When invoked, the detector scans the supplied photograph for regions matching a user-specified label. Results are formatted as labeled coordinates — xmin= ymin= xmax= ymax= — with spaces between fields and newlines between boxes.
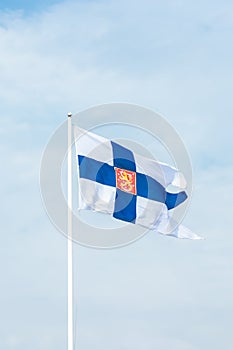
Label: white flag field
xmin=74 ymin=127 xmax=202 ymax=240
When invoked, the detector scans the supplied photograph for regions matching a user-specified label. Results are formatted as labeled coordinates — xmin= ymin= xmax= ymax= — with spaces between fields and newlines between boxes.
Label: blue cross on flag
xmin=74 ymin=127 xmax=202 ymax=240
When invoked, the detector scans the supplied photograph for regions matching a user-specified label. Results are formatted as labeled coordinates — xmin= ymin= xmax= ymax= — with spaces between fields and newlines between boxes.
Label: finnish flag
xmin=74 ymin=127 xmax=202 ymax=240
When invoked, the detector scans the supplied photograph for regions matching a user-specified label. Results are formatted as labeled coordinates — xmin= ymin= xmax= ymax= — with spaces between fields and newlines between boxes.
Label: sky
xmin=1 ymin=0 xmax=233 ymax=349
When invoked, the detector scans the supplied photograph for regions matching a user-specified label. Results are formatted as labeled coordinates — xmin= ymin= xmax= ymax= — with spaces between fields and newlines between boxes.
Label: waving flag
xmin=74 ymin=127 xmax=201 ymax=240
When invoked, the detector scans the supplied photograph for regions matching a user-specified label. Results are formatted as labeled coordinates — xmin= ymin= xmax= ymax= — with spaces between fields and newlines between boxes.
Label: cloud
xmin=0 ymin=0 xmax=232 ymax=159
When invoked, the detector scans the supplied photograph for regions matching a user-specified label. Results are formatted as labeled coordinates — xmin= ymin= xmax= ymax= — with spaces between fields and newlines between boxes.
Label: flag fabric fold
xmin=74 ymin=127 xmax=202 ymax=240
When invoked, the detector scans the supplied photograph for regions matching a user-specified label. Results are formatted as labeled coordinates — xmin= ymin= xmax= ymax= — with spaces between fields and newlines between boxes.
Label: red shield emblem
xmin=115 ymin=167 xmax=137 ymax=195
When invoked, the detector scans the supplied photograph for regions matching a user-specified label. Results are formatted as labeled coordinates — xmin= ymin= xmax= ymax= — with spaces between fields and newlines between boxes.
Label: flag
xmin=74 ymin=127 xmax=202 ymax=240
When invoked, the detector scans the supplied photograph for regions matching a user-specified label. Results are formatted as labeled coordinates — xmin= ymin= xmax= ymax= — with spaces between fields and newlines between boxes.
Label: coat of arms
xmin=115 ymin=167 xmax=137 ymax=195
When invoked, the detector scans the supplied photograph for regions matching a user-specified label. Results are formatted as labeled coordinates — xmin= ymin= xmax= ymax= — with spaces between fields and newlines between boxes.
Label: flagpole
xmin=67 ymin=112 xmax=74 ymax=350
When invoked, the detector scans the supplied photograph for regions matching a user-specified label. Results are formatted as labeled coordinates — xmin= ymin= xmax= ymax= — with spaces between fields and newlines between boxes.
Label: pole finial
xmin=67 ymin=112 xmax=72 ymax=118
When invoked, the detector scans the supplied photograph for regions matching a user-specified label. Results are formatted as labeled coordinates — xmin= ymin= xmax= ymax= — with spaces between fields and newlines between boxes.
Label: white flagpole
xmin=67 ymin=112 xmax=74 ymax=350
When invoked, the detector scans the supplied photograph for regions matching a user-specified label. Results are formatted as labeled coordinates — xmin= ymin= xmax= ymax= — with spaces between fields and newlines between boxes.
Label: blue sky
xmin=1 ymin=1 xmax=233 ymax=349
xmin=0 ymin=0 xmax=64 ymax=12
